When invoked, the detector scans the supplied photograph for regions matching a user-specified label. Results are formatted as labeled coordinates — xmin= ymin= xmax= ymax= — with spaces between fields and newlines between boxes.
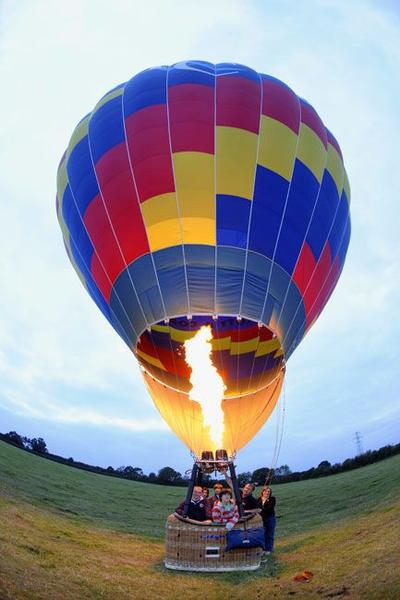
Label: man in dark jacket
xmin=175 ymin=486 xmax=211 ymax=522
xmin=242 ymin=483 xmax=258 ymax=510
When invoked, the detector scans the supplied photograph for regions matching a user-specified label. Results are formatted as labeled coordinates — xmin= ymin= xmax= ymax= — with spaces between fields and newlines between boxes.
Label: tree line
xmin=250 ymin=444 xmax=400 ymax=485
xmin=1 ymin=430 xmax=399 ymax=487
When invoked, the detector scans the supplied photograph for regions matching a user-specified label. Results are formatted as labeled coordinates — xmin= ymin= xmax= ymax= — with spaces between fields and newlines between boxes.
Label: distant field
xmin=0 ymin=440 xmax=399 ymax=599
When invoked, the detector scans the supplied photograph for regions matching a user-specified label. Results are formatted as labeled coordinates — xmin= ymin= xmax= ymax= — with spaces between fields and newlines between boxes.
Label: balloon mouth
xmin=135 ymin=314 xmax=284 ymax=397
xmin=136 ymin=314 xmax=285 ymax=457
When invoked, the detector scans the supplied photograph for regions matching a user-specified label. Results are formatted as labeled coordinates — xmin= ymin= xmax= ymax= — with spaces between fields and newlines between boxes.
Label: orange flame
xmin=184 ymin=325 xmax=226 ymax=451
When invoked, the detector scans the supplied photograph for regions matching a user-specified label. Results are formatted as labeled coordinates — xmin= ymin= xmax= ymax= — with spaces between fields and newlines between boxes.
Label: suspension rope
xmin=264 ymin=374 xmax=286 ymax=487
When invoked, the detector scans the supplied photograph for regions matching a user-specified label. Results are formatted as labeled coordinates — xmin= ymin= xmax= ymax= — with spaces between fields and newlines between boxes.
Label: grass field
xmin=0 ymin=440 xmax=399 ymax=599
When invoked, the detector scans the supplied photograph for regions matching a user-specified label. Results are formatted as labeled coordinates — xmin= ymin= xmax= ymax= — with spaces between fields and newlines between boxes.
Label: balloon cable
xmin=265 ymin=375 xmax=286 ymax=487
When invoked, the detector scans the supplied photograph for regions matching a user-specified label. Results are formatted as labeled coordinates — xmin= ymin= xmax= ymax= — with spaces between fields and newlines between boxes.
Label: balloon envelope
xmin=57 ymin=61 xmax=350 ymax=457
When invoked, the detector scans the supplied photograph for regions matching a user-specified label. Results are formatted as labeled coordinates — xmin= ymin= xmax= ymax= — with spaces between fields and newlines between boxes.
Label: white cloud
xmin=0 ymin=0 xmax=264 ymax=424
xmin=0 ymin=389 xmax=167 ymax=431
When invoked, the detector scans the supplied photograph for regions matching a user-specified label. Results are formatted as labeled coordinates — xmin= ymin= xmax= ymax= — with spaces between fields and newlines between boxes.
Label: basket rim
xmin=164 ymin=561 xmax=260 ymax=572
xmin=171 ymin=511 xmax=260 ymax=526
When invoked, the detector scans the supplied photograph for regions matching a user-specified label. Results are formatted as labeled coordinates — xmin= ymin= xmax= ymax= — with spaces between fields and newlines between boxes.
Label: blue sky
xmin=0 ymin=0 xmax=399 ymax=475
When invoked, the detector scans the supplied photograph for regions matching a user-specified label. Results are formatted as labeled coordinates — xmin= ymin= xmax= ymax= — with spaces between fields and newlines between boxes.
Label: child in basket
xmin=211 ymin=487 xmax=240 ymax=530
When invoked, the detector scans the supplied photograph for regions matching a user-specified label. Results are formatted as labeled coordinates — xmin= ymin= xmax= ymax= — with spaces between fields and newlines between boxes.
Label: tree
xmin=275 ymin=464 xmax=291 ymax=477
xmin=317 ymin=460 xmax=331 ymax=469
xmin=4 ymin=431 xmax=25 ymax=448
xmin=316 ymin=460 xmax=331 ymax=476
xmin=157 ymin=466 xmax=182 ymax=484
xmin=131 ymin=467 xmax=144 ymax=480
xmin=251 ymin=467 xmax=270 ymax=484
xmin=122 ymin=466 xmax=144 ymax=480
xmin=237 ymin=471 xmax=252 ymax=487
xmin=201 ymin=473 xmax=212 ymax=484
xmin=29 ymin=437 xmax=48 ymax=453
xmin=122 ymin=466 xmax=136 ymax=479
xmin=342 ymin=458 xmax=354 ymax=471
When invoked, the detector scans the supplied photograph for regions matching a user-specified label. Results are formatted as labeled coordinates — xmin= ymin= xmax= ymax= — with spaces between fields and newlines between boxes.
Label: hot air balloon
xmin=56 ymin=60 xmax=350 ymax=465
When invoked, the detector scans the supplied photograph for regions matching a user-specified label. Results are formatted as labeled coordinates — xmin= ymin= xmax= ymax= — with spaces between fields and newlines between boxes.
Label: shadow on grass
xmin=276 ymin=535 xmax=314 ymax=555
xmin=153 ymin=554 xmax=282 ymax=584
xmin=275 ymin=541 xmax=304 ymax=555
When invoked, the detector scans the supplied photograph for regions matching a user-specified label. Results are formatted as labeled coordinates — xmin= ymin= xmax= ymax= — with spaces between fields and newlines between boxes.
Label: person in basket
xmin=211 ymin=488 xmax=240 ymax=530
xmin=205 ymin=481 xmax=223 ymax=518
xmin=241 ymin=482 xmax=258 ymax=510
xmin=175 ymin=486 xmax=211 ymax=522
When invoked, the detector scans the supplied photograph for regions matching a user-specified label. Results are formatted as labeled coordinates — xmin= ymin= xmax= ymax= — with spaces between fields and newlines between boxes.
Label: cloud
xmin=2 ymin=397 xmax=168 ymax=432
xmin=0 ymin=0 xmax=267 ymax=431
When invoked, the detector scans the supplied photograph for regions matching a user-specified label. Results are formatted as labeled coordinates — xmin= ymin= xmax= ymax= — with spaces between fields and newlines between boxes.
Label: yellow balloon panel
xmin=142 ymin=369 xmax=284 ymax=457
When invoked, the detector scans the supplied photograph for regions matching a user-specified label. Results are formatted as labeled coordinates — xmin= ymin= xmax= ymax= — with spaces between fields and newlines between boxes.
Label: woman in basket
xmin=211 ymin=487 xmax=240 ymax=531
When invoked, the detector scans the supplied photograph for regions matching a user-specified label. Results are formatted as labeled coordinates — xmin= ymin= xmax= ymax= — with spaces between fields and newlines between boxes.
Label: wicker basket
xmin=165 ymin=513 xmax=263 ymax=572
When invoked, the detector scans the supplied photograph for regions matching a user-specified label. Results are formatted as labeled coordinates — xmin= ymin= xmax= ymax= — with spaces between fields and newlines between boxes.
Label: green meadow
xmin=0 ymin=440 xmax=399 ymax=599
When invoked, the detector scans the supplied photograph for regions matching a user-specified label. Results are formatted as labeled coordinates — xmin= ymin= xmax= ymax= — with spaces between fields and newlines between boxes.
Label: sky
xmin=0 ymin=0 xmax=399 ymax=476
